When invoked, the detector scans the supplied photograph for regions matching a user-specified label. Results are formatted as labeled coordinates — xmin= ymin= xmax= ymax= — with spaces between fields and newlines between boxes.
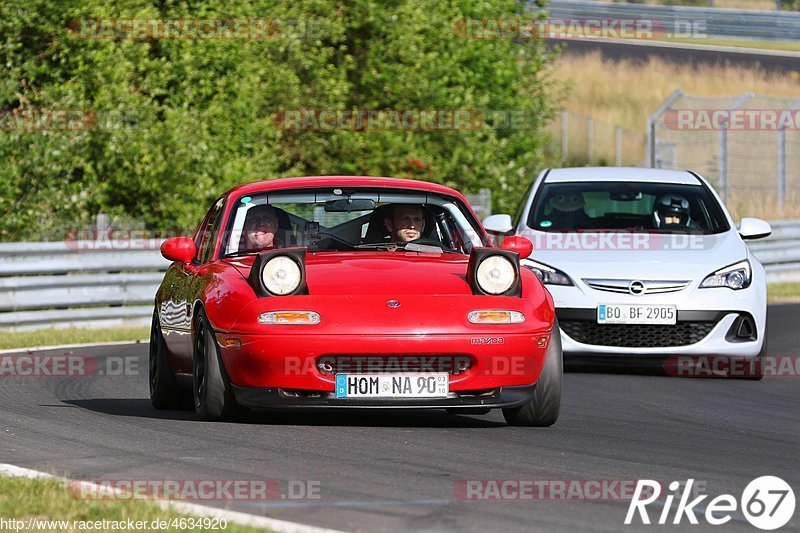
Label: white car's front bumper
xmin=546 ymin=277 xmax=766 ymax=357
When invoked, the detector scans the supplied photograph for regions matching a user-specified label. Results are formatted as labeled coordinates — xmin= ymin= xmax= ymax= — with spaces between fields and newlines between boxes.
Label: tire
xmin=193 ymin=310 xmax=247 ymax=421
xmin=149 ymin=311 xmax=185 ymax=409
xmin=503 ymin=318 xmax=563 ymax=427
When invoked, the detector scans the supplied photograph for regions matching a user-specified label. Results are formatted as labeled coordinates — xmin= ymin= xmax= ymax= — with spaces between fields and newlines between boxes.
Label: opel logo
xmin=628 ymin=280 xmax=646 ymax=296
xmin=386 ymin=300 xmax=401 ymax=308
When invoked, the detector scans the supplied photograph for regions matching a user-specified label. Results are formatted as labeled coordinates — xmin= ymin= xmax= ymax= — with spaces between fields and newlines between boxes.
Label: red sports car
xmin=151 ymin=176 xmax=561 ymax=426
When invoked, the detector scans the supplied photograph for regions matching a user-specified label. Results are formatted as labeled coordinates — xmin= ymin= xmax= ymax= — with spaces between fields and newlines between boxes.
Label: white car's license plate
xmin=597 ymin=304 xmax=677 ymax=325
xmin=335 ymin=373 xmax=449 ymax=399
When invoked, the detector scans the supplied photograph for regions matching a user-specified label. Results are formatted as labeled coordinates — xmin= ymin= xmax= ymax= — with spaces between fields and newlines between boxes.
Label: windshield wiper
xmin=353 ymin=242 xmax=401 ymax=250
xmin=354 ymin=241 xmax=462 ymax=254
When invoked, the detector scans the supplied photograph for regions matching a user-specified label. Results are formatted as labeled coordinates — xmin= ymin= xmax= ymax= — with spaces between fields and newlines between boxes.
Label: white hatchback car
xmin=485 ymin=167 xmax=771 ymax=361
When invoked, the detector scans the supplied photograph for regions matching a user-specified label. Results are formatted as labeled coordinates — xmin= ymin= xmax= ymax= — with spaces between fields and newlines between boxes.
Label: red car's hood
xmin=225 ymin=251 xmax=474 ymax=296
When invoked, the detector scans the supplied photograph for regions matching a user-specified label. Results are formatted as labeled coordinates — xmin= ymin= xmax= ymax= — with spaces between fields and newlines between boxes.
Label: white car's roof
xmin=544 ymin=167 xmax=702 ymax=185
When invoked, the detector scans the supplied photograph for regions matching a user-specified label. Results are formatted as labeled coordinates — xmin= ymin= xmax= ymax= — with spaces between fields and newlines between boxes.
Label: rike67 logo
xmin=626 ymin=477 xmax=795 ymax=530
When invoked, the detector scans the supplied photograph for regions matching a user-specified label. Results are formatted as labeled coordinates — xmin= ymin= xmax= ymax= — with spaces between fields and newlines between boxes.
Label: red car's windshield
xmin=221 ymin=189 xmax=489 ymax=256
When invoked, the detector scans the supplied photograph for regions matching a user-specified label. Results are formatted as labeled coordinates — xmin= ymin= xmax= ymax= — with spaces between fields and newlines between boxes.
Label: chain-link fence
xmin=648 ymin=90 xmax=800 ymax=219
xmin=548 ymin=110 xmax=647 ymax=168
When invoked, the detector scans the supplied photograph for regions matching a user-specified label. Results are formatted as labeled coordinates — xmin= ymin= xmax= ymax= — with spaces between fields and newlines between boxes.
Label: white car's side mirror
xmin=483 ymin=214 xmax=514 ymax=235
xmin=738 ymin=217 xmax=772 ymax=240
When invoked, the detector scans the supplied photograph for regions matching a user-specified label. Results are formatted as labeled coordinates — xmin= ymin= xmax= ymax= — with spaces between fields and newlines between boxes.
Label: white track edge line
xmin=0 ymin=463 xmax=347 ymax=533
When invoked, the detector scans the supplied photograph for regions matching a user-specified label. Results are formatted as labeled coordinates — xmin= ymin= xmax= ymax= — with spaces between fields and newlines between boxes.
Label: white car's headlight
xmin=262 ymin=255 xmax=302 ymax=295
xmin=523 ymin=260 xmax=573 ymax=286
xmin=700 ymin=259 xmax=751 ymax=290
xmin=476 ymin=255 xmax=516 ymax=294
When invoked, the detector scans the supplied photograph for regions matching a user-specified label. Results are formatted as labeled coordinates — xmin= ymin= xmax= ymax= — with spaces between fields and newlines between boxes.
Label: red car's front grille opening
xmin=316 ymin=355 xmax=473 ymax=375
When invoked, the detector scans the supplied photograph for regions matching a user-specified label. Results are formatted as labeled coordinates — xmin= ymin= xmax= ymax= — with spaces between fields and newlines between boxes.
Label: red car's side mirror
xmin=501 ymin=235 xmax=533 ymax=259
xmin=161 ymin=237 xmax=197 ymax=263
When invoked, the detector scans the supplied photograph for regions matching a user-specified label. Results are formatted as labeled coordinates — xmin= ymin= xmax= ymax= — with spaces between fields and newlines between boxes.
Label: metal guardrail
xmin=0 ymin=241 xmax=169 ymax=331
xmin=0 ymin=191 xmax=494 ymax=332
xmin=543 ymin=0 xmax=800 ymax=41
xmin=747 ymin=220 xmax=800 ymax=283
xmin=0 ymin=218 xmax=796 ymax=331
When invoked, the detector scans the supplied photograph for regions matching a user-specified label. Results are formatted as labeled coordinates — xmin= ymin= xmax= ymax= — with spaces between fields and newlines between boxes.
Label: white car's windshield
xmin=222 ymin=189 xmax=488 ymax=256
xmin=528 ymin=182 xmax=730 ymax=234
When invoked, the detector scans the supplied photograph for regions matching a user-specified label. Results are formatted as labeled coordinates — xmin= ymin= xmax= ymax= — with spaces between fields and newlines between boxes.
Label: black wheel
xmin=193 ymin=310 xmax=247 ymax=421
xmin=503 ymin=318 xmax=563 ymax=427
xmin=149 ymin=311 xmax=185 ymax=409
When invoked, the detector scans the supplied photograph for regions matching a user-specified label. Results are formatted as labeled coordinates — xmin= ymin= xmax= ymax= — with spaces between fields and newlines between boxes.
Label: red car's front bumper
xmin=215 ymin=331 xmax=552 ymax=394
xmin=230 ymin=383 xmax=538 ymax=410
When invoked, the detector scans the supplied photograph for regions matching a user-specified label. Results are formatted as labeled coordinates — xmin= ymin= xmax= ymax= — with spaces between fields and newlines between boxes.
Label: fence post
xmin=615 ymin=126 xmax=623 ymax=166
xmin=561 ymin=110 xmax=568 ymax=162
xmin=778 ymin=127 xmax=786 ymax=214
xmin=587 ymin=117 xmax=594 ymax=165
xmin=778 ymin=98 xmax=800 ymax=214
xmin=646 ymin=88 xmax=684 ymax=168
xmin=718 ymin=92 xmax=753 ymax=202
xmin=95 ymin=213 xmax=109 ymax=234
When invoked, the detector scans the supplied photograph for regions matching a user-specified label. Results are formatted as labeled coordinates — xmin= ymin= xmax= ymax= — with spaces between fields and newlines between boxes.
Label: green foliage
xmin=0 ymin=0 xmax=556 ymax=240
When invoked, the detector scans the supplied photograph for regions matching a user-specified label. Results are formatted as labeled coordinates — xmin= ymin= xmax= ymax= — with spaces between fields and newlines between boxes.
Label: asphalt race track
xmin=1 ymin=304 xmax=799 ymax=532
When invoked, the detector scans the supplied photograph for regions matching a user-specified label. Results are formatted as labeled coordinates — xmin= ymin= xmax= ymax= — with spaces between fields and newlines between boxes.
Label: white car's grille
xmin=560 ymin=320 xmax=717 ymax=348
xmin=582 ymin=279 xmax=690 ymax=295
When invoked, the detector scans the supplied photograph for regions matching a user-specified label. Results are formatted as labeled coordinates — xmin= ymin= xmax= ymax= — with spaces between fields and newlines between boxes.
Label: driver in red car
xmin=384 ymin=204 xmax=426 ymax=242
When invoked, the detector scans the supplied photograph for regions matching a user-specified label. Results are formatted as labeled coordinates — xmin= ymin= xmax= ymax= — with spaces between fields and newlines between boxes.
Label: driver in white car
xmin=653 ymin=194 xmax=692 ymax=229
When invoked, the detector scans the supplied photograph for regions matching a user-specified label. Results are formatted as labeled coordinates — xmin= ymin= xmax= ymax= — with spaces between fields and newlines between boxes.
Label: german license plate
xmin=597 ymin=304 xmax=677 ymax=325
xmin=335 ymin=373 xmax=449 ymax=399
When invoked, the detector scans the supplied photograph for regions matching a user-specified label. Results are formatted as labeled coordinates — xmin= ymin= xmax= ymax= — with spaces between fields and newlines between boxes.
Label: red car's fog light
xmin=468 ymin=310 xmax=525 ymax=324
xmin=258 ymin=311 xmax=321 ymax=325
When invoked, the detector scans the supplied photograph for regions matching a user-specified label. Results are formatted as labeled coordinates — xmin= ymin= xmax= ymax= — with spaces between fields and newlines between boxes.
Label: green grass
xmin=768 ymin=282 xmax=800 ymax=303
xmin=0 ymin=327 xmax=150 ymax=350
xmin=0 ymin=475 xmax=268 ymax=532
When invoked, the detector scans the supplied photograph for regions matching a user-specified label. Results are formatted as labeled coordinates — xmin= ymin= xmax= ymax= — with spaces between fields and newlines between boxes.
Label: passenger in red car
xmin=243 ymin=205 xmax=280 ymax=250
xmin=384 ymin=204 xmax=426 ymax=242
